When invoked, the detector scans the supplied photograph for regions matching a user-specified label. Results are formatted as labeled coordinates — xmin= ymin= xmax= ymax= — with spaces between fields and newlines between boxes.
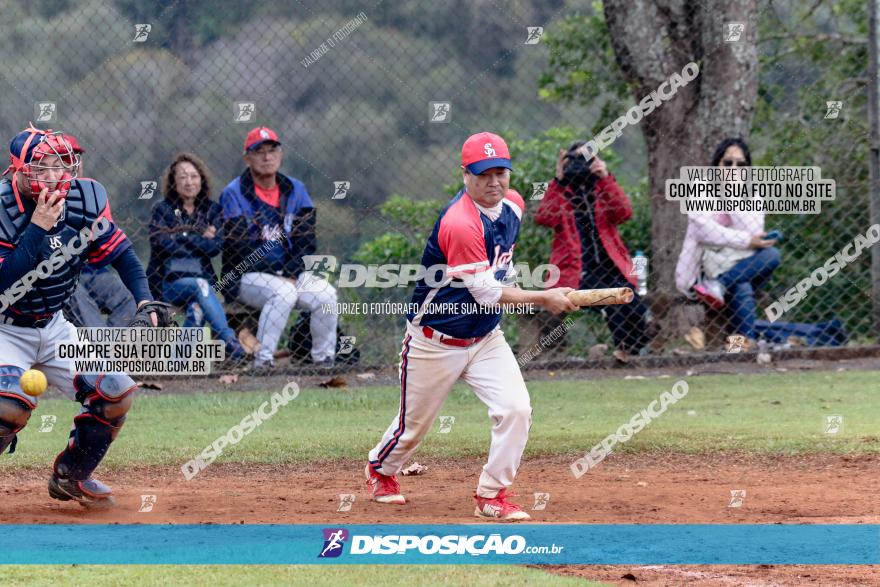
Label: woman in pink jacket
xmin=674 ymin=138 xmax=781 ymax=343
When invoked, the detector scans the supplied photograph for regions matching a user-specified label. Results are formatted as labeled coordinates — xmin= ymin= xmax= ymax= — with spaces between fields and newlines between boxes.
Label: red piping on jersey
xmin=87 ymin=228 xmax=125 ymax=264
xmin=5 ymin=306 xmax=54 ymax=319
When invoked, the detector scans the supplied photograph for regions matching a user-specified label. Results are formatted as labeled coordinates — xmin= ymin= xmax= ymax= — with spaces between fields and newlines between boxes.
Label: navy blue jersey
xmin=407 ymin=189 xmax=524 ymax=338
xmin=0 ymin=178 xmax=132 ymax=320
xmin=218 ymin=169 xmax=316 ymax=298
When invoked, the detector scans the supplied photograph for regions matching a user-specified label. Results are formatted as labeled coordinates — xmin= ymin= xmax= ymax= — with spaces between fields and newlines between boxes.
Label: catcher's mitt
xmin=129 ymin=301 xmax=175 ymax=328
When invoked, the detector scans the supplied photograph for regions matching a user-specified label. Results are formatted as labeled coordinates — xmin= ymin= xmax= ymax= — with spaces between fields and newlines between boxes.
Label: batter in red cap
xmin=365 ymin=131 xmax=578 ymax=520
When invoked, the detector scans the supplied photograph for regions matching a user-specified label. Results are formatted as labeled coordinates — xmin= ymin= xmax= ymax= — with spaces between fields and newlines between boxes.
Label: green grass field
xmin=1 ymin=565 xmax=609 ymax=587
xmin=3 ymin=369 xmax=876 ymax=586
xmin=3 ymin=370 xmax=877 ymax=471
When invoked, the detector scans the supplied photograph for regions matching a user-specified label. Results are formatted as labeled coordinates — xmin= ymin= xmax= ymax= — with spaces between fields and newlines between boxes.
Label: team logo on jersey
xmin=319 ymin=528 xmax=349 ymax=558
xmin=261 ymin=224 xmax=283 ymax=242
xmin=483 ymin=143 xmax=496 ymax=157
xmin=47 ymin=234 xmax=63 ymax=250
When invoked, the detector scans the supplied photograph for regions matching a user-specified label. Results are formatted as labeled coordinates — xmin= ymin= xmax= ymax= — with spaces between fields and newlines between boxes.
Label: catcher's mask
xmin=3 ymin=125 xmax=81 ymax=211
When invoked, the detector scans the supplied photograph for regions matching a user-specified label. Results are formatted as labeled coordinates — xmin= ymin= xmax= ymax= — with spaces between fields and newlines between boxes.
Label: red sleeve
xmin=438 ymin=211 xmax=489 ymax=278
xmin=534 ymin=180 xmax=567 ymax=228
xmin=594 ymin=174 xmax=632 ymax=225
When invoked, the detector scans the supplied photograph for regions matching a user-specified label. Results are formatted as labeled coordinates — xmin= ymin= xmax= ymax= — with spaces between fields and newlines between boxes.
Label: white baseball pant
xmin=368 ymin=321 xmax=532 ymax=498
xmin=237 ymin=271 xmax=338 ymax=365
xmin=0 ymin=312 xmax=80 ymax=404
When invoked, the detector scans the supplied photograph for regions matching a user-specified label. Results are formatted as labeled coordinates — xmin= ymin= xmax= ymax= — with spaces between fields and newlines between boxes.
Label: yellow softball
xmin=20 ymin=369 xmax=48 ymax=397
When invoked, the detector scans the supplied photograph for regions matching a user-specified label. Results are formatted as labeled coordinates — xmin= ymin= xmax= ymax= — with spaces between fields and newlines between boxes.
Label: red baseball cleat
xmin=473 ymin=488 xmax=531 ymax=521
xmin=365 ymin=464 xmax=406 ymax=505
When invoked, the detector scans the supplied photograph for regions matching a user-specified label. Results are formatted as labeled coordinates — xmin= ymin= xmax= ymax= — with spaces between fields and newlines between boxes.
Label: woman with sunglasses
xmin=675 ymin=138 xmax=781 ymax=349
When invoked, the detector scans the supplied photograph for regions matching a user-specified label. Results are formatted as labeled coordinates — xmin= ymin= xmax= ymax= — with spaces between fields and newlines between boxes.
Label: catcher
xmin=0 ymin=125 xmax=172 ymax=508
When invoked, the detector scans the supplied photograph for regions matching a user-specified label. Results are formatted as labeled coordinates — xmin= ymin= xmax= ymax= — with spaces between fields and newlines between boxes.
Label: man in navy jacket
xmin=220 ymin=127 xmax=337 ymax=370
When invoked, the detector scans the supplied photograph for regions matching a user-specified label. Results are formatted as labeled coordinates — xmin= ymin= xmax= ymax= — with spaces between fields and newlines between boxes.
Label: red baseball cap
xmin=461 ymin=132 xmax=512 ymax=175
xmin=244 ymin=126 xmax=281 ymax=152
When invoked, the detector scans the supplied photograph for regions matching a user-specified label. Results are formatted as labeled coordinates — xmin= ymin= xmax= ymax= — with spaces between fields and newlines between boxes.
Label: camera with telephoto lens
xmin=559 ymin=142 xmax=598 ymax=190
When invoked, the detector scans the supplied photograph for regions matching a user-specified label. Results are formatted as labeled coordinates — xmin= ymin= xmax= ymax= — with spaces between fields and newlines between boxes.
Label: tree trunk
xmin=603 ymin=0 xmax=759 ymax=295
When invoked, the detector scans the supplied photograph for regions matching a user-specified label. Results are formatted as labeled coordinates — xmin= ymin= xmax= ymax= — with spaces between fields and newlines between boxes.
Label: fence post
xmin=870 ymin=0 xmax=880 ymax=334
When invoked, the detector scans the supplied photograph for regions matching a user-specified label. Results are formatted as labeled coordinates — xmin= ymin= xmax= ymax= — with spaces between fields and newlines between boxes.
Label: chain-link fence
xmin=0 ymin=0 xmax=874 ymax=374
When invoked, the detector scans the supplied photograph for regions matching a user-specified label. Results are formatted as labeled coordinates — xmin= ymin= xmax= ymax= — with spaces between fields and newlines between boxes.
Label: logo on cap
xmin=260 ymin=129 xmax=270 ymax=139
xmin=461 ymin=132 xmax=512 ymax=175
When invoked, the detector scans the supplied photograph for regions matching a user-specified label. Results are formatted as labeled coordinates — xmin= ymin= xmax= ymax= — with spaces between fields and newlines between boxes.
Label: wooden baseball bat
xmin=566 ymin=287 xmax=634 ymax=307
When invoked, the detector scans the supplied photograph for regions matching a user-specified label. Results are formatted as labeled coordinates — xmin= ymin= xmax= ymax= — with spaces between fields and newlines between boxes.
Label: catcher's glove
xmin=129 ymin=301 xmax=175 ymax=328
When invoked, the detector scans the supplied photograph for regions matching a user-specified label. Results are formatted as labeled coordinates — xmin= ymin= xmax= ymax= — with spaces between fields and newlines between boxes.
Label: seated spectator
xmin=66 ymin=266 xmax=136 ymax=327
xmin=147 ymin=153 xmax=247 ymax=361
xmin=674 ymin=137 xmax=781 ymax=346
xmin=220 ymin=127 xmax=337 ymax=371
xmin=62 ymin=133 xmax=136 ymax=327
xmin=535 ymin=141 xmax=652 ymax=361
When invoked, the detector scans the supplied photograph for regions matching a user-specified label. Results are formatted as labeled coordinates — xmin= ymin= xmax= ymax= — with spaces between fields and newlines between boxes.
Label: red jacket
xmin=534 ymin=175 xmax=636 ymax=289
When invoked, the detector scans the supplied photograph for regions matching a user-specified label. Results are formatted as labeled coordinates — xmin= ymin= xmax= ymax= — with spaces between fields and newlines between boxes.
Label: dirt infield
xmin=2 ymin=453 xmax=877 ymax=585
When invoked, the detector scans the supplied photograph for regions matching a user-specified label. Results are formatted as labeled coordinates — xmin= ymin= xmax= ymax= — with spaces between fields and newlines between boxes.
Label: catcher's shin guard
xmin=0 ymin=366 xmax=34 ymax=455
xmin=0 ymin=395 xmax=32 ymax=455
xmin=53 ymin=373 xmax=136 ymax=480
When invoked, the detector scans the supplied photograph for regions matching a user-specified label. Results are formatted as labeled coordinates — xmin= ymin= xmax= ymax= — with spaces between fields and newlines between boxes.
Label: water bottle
xmin=633 ymin=250 xmax=648 ymax=296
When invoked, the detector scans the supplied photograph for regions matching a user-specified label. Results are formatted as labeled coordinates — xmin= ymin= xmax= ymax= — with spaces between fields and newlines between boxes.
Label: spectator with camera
xmin=219 ymin=127 xmax=337 ymax=371
xmin=147 ymin=152 xmax=247 ymax=362
xmin=535 ymin=141 xmax=652 ymax=362
xmin=674 ymin=137 xmax=781 ymax=348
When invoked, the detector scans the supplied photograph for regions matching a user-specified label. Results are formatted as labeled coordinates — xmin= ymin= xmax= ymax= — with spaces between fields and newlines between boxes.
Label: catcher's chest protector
xmin=0 ymin=178 xmax=110 ymax=317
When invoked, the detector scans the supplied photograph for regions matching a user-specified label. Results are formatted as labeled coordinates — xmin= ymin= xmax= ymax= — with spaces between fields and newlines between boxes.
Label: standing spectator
xmin=220 ymin=127 xmax=337 ymax=371
xmin=147 ymin=153 xmax=246 ymax=361
xmin=62 ymin=133 xmax=136 ymax=327
xmin=674 ymin=137 xmax=781 ymax=346
xmin=535 ymin=141 xmax=651 ymax=361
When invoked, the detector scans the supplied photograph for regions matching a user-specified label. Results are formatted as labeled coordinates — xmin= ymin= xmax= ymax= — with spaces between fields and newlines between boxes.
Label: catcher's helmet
xmin=3 ymin=124 xmax=81 ymax=204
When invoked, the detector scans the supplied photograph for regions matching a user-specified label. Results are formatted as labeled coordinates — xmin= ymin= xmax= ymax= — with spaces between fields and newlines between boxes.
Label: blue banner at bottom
xmin=0 ymin=524 xmax=877 ymax=565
